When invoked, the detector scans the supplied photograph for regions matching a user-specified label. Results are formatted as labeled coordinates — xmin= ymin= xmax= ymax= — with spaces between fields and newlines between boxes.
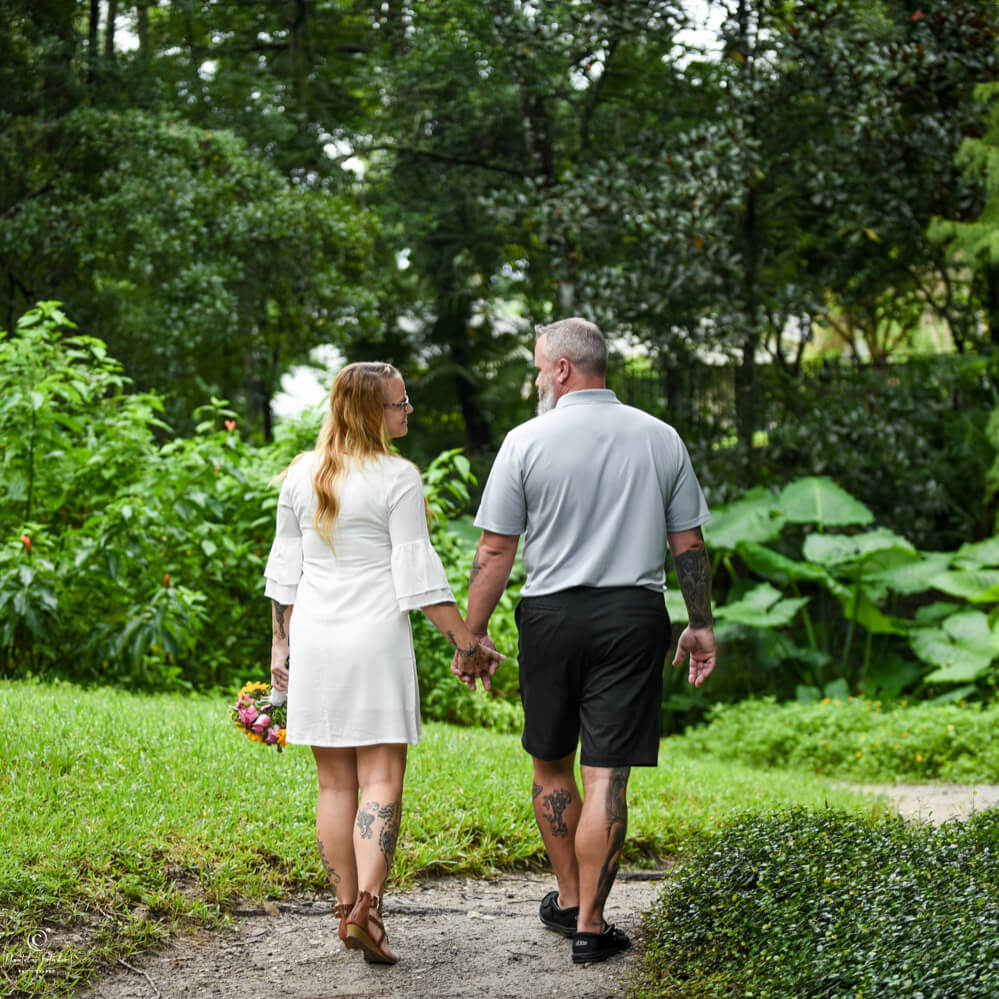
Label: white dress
xmin=263 ymin=452 xmax=454 ymax=747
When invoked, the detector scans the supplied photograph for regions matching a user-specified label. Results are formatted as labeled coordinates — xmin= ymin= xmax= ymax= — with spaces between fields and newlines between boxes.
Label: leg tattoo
xmin=543 ymin=788 xmax=573 ymax=838
xmin=532 ymin=780 xmax=543 ymax=801
xmin=316 ymin=835 xmax=341 ymax=890
xmin=595 ymin=768 xmax=630 ymax=913
xmin=377 ymin=802 xmax=402 ymax=873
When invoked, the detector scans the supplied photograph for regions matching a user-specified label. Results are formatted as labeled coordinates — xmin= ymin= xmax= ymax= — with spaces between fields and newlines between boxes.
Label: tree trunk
xmin=88 ymin=0 xmax=100 ymax=81
xmin=104 ymin=0 xmax=118 ymax=61
xmin=433 ymin=297 xmax=493 ymax=452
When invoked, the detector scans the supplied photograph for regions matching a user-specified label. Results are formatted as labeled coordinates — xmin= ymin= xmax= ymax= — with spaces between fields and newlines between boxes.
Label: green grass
xmin=2 ymin=679 xmax=879 ymax=998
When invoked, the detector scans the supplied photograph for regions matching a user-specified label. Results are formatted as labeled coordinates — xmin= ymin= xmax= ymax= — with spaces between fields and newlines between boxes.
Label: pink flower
xmin=264 ymin=727 xmax=280 ymax=744
xmin=251 ymin=714 xmax=271 ymax=734
xmin=224 ymin=419 xmax=237 ymax=432
xmin=238 ymin=703 xmax=259 ymax=726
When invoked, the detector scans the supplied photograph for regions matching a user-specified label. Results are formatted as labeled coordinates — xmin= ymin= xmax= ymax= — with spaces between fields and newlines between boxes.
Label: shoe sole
xmin=571 ymin=943 xmax=630 ymax=965
xmin=345 ymin=924 xmax=398 ymax=964
xmin=539 ymin=916 xmax=577 ymax=938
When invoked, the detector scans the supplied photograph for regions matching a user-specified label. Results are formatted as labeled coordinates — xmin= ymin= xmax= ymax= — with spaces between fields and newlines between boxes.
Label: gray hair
xmin=534 ymin=317 xmax=607 ymax=376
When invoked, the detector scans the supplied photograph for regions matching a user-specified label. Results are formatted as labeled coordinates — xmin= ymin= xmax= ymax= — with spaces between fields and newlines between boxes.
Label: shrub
xmin=674 ymin=697 xmax=999 ymax=782
xmin=635 ymin=808 xmax=999 ymax=999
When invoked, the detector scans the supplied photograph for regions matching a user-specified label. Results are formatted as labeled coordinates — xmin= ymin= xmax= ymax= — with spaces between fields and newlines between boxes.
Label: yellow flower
xmin=855 ymin=751 xmax=862 ymax=758
xmin=277 ymin=728 xmax=287 ymax=749
xmin=916 ymin=754 xmax=923 ymax=762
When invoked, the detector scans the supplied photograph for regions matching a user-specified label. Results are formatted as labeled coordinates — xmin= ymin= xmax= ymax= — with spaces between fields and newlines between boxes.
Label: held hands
xmin=672 ymin=625 xmax=717 ymax=688
xmin=450 ymin=635 xmax=503 ymax=692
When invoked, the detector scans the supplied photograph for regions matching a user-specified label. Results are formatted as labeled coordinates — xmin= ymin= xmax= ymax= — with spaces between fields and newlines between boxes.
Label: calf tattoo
xmin=316 ymin=836 xmax=341 ymax=890
xmin=532 ymin=781 xmax=543 ymax=801
xmin=673 ymin=546 xmax=713 ymax=629
xmin=542 ymin=787 xmax=573 ymax=838
xmin=357 ymin=801 xmax=403 ymax=873
xmin=595 ymin=768 xmax=630 ymax=911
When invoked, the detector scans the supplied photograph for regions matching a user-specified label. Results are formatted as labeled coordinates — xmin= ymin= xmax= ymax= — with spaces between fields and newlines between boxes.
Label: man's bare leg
xmin=531 ymin=753 xmax=582 ymax=909
xmin=575 ymin=765 xmax=630 ymax=933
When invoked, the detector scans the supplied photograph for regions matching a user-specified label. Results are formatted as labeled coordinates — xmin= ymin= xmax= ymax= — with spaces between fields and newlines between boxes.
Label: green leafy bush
xmin=636 ymin=808 xmax=999 ymax=999
xmin=0 ymin=303 xmax=521 ymax=728
xmin=675 ymin=697 xmax=999 ymax=782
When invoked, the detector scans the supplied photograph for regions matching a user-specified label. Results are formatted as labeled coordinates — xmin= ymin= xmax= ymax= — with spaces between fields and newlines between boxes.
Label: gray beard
xmin=536 ymin=383 xmax=556 ymax=416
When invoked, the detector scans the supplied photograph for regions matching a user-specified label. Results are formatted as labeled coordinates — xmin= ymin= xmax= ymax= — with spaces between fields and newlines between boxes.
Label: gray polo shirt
xmin=474 ymin=389 xmax=710 ymax=597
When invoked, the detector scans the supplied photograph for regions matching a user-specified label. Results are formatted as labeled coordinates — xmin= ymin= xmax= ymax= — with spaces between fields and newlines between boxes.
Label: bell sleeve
xmin=263 ymin=478 xmax=303 ymax=604
xmin=388 ymin=464 xmax=455 ymax=611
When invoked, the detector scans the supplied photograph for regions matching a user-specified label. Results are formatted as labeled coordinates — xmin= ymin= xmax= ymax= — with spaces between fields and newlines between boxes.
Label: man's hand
xmin=451 ymin=634 xmax=500 ymax=692
xmin=671 ymin=625 xmax=716 ymax=688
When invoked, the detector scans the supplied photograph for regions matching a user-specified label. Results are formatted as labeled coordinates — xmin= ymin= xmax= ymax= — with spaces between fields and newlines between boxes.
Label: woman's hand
xmin=450 ymin=635 xmax=502 ymax=691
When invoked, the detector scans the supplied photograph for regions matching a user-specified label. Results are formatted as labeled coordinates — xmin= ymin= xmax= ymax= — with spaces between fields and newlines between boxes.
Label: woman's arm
xmin=270 ymin=598 xmax=293 ymax=694
xmin=420 ymin=601 xmax=502 ymax=689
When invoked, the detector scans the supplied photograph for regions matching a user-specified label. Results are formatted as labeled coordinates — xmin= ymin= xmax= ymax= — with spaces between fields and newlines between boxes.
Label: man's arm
xmin=452 ymin=530 xmax=519 ymax=688
xmin=667 ymin=527 xmax=717 ymax=687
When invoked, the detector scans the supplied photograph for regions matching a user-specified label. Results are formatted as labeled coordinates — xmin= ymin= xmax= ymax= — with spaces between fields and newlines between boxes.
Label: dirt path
xmin=79 ymin=785 xmax=999 ymax=999
xmin=80 ymin=871 xmax=664 ymax=999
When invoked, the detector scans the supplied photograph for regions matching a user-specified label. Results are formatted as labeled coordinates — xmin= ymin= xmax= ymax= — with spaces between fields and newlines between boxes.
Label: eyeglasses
xmin=384 ymin=395 xmax=410 ymax=410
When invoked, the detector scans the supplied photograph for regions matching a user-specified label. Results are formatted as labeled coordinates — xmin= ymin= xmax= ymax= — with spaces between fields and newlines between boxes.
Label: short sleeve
xmin=388 ymin=464 xmax=455 ymax=611
xmin=263 ymin=477 xmax=303 ymax=604
xmin=665 ymin=435 xmax=711 ymax=533
xmin=473 ymin=435 xmax=527 ymax=536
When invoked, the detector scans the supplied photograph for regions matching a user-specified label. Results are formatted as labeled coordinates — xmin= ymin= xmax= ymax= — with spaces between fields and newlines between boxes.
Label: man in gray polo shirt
xmin=454 ymin=317 xmax=716 ymax=965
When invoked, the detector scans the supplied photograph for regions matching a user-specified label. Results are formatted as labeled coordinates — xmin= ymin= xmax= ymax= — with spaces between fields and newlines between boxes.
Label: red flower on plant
xmin=224 ymin=419 xmax=237 ymax=432
xmin=911 ymin=10 xmax=923 ymax=20
xmin=163 ymin=572 xmax=171 ymax=588
xmin=20 ymin=534 xmax=31 ymax=552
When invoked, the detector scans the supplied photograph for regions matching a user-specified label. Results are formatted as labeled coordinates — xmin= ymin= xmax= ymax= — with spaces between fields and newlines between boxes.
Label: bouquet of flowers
xmin=230 ymin=681 xmax=288 ymax=751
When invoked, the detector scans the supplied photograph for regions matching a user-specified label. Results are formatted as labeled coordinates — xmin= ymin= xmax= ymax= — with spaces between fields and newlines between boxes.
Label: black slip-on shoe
xmin=539 ymin=889 xmax=578 ymax=937
xmin=571 ymin=924 xmax=630 ymax=964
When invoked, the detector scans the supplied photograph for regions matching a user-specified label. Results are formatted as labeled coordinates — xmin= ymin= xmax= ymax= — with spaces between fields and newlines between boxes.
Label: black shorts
xmin=515 ymin=586 xmax=671 ymax=768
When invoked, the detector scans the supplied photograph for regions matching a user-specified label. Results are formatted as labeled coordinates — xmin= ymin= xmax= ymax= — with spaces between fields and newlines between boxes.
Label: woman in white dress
xmin=264 ymin=361 xmax=500 ymax=965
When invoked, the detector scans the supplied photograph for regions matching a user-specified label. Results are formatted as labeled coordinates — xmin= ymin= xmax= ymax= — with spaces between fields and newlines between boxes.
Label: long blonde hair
xmin=312 ymin=361 xmax=399 ymax=543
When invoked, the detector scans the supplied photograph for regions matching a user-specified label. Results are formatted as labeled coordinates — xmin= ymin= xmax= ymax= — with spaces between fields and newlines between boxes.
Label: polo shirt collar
xmin=554 ymin=388 xmax=619 ymax=409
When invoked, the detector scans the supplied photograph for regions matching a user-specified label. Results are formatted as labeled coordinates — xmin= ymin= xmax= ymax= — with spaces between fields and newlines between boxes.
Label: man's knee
xmin=532 ymin=751 xmax=576 ymax=783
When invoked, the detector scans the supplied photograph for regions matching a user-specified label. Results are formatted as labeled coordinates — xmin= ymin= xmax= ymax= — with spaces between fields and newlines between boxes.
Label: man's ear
xmin=556 ymin=358 xmax=571 ymax=383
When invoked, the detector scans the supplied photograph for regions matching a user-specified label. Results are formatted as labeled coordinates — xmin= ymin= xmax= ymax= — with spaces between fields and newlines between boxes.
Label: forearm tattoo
xmin=595 ymin=768 xmax=630 ymax=912
xmin=542 ymin=788 xmax=573 ymax=838
xmin=271 ymin=599 xmax=291 ymax=640
xmin=469 ymin=552 xmax=482 ymax=586
xmin=446 ymin=630 xmax=478 ymax=656
xmin=674 ymin=546 xmax=713 ymax=628
xmin=316 ymin=836 xmax=341 ymax=890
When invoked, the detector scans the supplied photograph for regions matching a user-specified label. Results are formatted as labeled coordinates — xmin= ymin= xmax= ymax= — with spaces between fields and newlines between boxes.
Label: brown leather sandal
xmin=345 ymin=891 xmax=398 ymax=964
xmin=334 ymin=900 xmax=354 ymax=944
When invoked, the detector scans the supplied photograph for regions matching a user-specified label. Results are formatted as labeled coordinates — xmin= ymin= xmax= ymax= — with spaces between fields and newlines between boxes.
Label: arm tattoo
xmin=316 ymin=836 xmax=341 ymax=889
xmin=673 ymin=546 xmax=714 ymax=629
xmin=595 ymin=768 xmax=630 ymax=912
xmin=469 ymin=552 xmax=482 ymax=586
xmin=542 ymin=788 xmax=572 ymax=838
xmin=271 ymin=599 xmax=291 ymax=640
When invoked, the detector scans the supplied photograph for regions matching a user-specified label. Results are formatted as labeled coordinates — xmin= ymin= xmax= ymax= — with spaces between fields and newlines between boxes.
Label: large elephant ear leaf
xmin=777 ymin=476 xmax=874 ymax=527
xmin=704 ymin=487 xmax=784 ymax=551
